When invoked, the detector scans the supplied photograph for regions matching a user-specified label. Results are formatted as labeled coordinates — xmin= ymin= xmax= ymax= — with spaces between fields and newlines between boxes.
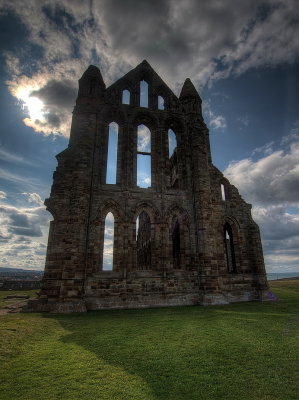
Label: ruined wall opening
xmin=136 ymin=211 xmax=151 ymax=270
xmin=122 ymin=89 xmax=130 ymax=105
xmin=102 ymin=212 xmax=115 ymax=271
xmin=221 ymin=183 xmax=226 ymax=201
xmin=168 ymin=129 xmax=178 ymax=188
xmin=137 ymin=124 xmax=151 ymax=188
xmin=158 ymin=95 xmax=165 ymax=110
xmin=168 ymin=128 xmax=177 ymax=158
xmin=224 ymin=223 xmax=236 ymax=273
xmin=106 ymin=122 xmax=118 ymax=184
xmin=140 ymin=80 xmax=148 ymax=107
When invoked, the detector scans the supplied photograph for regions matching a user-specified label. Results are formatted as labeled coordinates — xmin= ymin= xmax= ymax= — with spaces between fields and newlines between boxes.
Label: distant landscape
xmin=267 ymin=271 xmax=299 ymax=280
xmin=0 ymin=267 xmax=43 ymax=290
xmin=1 ymin=267 xmax=299 ymax=281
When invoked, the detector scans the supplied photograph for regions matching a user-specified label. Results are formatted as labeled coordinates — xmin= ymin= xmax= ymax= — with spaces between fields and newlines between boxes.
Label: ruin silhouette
xmin=27 ymin=61 xmax=268 ymax=312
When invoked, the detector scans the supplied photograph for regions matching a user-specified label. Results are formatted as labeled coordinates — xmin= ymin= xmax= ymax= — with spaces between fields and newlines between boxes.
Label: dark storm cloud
xmin=30 ymin=79 xmax=77 ymax=108
xmin=2 ymin=0 xmax=299 ymax=136
xmin=7 ymin=208 xmax=43 ymax=237
xmin=9 ymin=225 xmax=42 ymax=237
xmin=44 ymin=113 xmax=61 ymax=127
xmin=254 ymin=206 xmax=299 ymax=240
xmin=27 ymin=79 xmax=77 ymax=132
xmin=98 ymin=0 xmax=299 ymax=84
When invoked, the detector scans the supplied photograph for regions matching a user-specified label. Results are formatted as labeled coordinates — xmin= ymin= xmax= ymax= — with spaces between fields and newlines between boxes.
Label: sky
xmin=0 ymin=0 xmax=299 ymax=273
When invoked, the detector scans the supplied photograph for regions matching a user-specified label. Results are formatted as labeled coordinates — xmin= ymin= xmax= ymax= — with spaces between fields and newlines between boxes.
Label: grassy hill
xmin=0 ymin=280 xmax=298 ymax=400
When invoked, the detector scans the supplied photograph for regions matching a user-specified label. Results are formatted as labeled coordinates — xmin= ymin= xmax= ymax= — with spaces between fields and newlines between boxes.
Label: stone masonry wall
xmin=27 ymin=61 xmax=268 ymax=313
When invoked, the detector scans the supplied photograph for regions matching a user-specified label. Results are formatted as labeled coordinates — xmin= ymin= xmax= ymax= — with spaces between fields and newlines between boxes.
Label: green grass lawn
xmin=0 ymin=281 xmax=298 ymax=400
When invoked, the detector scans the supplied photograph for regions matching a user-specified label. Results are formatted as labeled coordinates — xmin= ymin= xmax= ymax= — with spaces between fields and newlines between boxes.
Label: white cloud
xmin=203 ymin=101 xmax=227 ymax=131
xmin=137 ymin=125 xmax=151 ymax=152
xmin=22 ymin=192 xmax=44 ymax=206
xmin=224 ymin=144 xmax=299 ymax=206
xmin=0 ymin=191 xmax=7 ymax=199
xmin=0 ymin=148 xmax=37 ymax=166
xmin=0 ymin=167 xmax=46 ymax=192
xmin=253 ymin=206 xmax=299 ymax=240
xmin=224 ymin=127 xmax=299 ymax=273
xmin=253 ymin=205 xmax=299 ymax=273
xmin=251 ymin=141 xmax=275 ymax=156
xmin=0 ymin=197 xmax=50 ymax=270
xmin=281 ymin=121 xmax=299 ymax=146
xmin=210 ymin=115 xmax=227 ymax=130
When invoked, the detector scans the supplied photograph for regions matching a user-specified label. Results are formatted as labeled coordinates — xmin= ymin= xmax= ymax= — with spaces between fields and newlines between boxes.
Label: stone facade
xmin=27 ymin=60 xmax=268 ymax=313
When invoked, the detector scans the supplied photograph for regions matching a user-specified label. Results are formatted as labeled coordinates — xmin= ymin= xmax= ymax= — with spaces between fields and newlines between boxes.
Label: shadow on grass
xmin=43 ymin=287 xmax=299 ymax=400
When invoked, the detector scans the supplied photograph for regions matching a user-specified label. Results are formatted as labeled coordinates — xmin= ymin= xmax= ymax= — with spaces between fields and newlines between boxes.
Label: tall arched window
xmin=158 ymin=95 xmax=165 ymax=110
xmin=136 ymin=211 xmax=151 ymax=269
xmin=221 ymin=184 xmax=226 ymax=201
xmin=224 ymin=223 xmax=236 ymax=273
xmin=168 ymin=129 xmax=177 ymax=158
xmin=122 ymin=89 xmax=130 ymax=104
xmin=106 ymin=122 xmax=118 ymax=184
xmin=103 ymin=212 xmax=115 ymax=271
xmin=137 ymin=124 xmax=151 ymax=188
xmin=140 ymin=80 xmax=148 ymax=107
xmin=168 ymin=129 xmax=178 ymax=188
xmin=172 ymin=219 xmax=181 ymax=268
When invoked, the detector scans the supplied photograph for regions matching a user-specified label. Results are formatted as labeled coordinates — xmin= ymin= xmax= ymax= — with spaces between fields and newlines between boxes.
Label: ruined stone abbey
xmin=29 ymin=61 xmax=268 ymax=313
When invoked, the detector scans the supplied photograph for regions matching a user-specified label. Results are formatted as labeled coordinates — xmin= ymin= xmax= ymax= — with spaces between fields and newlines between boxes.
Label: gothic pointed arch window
xmin=140 ymin=80 xmax=148 ymax=107
xmin=137 ymin=124 xmax=151 ymax=188
xmin=136 ymin=211 xmax=151 ymax=270
xmin=168 ymin=129 xmax=178 ymax=188
xmin=172 ymin=218 xmax=181 ymax=268
xmin=224 ymin=223 xmax=236 ymax=273
xmin=102 ymin=212 xmax=115 ymax=271
xmin=221 ymin=183 xmax=226 ymax=201
xmin=158 ymin=95 xmax=165 ymax=110
xmin=122 ymin=89 xmax=130 ymax=104
xmin=168 ymin=129 xmax=177 ymax=158
xmin=106 ymin=122 xmax=118 ymax=184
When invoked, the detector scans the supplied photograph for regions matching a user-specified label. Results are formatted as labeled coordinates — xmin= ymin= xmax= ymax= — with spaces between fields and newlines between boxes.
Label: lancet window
xmin=122 ymin=89 xmax=130 ymax=104
xmin=102 ymin=212 xmax=115 ymax=271
xmin=140 ymin=80 xmax=148 ymax=107
xmin=106 ymin=122 xmax=118 ymax=184
xmin=168 ymin=129 xmax=178 ymax=188
xmin=221 ymin=184 xmax=226 ymax=201
xmin=137 ymin=124 xmax=151 ymax=188
xmin=158 ymin=95 xmax=165 ymax=110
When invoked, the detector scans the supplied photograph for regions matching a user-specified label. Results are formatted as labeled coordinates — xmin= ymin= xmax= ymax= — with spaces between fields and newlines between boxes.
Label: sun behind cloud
xmin=24 ymin=96 xmax=44 ymax=121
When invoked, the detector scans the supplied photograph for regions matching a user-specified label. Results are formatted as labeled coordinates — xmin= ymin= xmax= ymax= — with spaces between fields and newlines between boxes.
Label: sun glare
xmin=25 ymin=96 xmax=44 ymax=121
xmin=16 ymin=87 xmax=45 ymax=121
